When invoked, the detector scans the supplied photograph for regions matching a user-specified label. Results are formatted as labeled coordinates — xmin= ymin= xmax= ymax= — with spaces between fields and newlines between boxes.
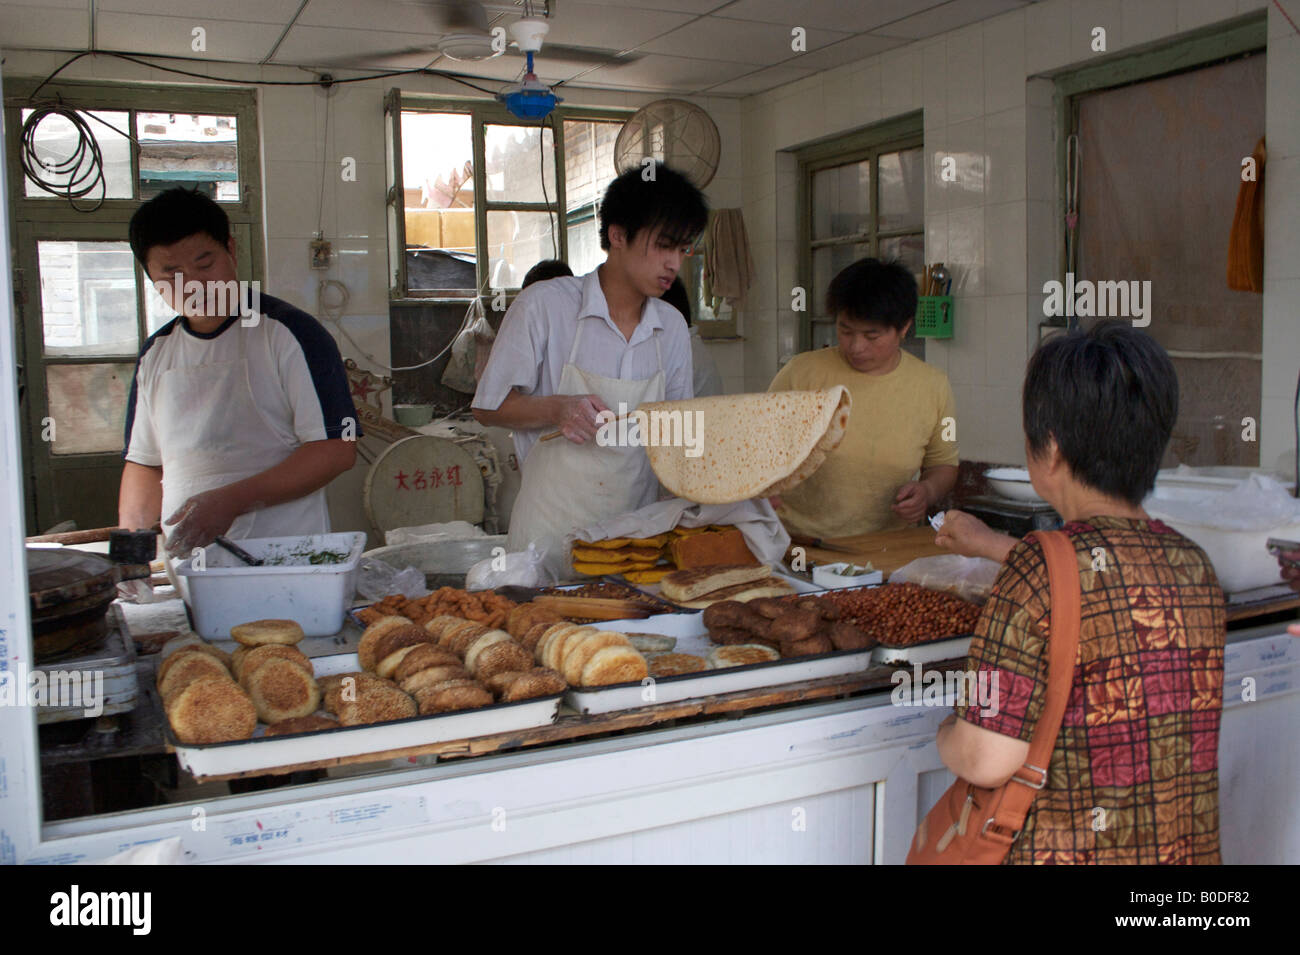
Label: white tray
xmin=564 ymin=610 xmax=874 ymax=715
xmin=871 ymin=636 xmax=972 ymax=667
xmin=167 ymin=651 xmax=561 ymax=777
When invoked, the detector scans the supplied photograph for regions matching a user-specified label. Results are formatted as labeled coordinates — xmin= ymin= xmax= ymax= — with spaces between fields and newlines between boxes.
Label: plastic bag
xmin=355 ymin=557 xmax=429 ymax=601
xmin=384 ymin=520 xmax=487 ymax=547
xmin=441 ymin=299 xmax=495 ymax=394
xmin=890 ymin=554 xmax=1001 ymax=604
xmin=465 ymin=541 xmax=553 ymax=590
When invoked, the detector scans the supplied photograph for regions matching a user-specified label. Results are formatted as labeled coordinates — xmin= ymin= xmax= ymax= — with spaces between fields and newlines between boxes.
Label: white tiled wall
xmin=737 ymin=0 xmax=1297 ymax=472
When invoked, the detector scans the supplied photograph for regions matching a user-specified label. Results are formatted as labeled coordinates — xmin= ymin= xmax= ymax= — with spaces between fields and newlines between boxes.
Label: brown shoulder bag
xmin=906 ymin=529 xmax=1081 ymax=865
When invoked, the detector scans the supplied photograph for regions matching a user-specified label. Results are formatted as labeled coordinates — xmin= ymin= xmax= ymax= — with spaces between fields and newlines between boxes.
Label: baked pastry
xmin=483 ymin=670 xmax=529 ymax=697
xmin=424 ymin=615 xmax=467 ymax=642
xmin=706 ymin=644 xmax=780 ymax=668
xmin=502 ymin=668 xmax=566 ymax=701
xmin=473 ymin=640 xmax=535 ymax=680
xmin=399 ymin=664 xmax=472 ymax=695
xmin=669 ymin=528 xmax=758 ymax=569
xmin=706 ymin=625 xmax=755 ymax=646
xmin=158 ymin=651 xmax=231 ymax=701
xmin=236 ymin=643 xmax=312 ymax=685
xmin=677 ymin=578 xmax=796 ymax=609
xmin=648 ymin=653 xmax=708 ymax=677
xmin=414 ymin=682 xmax=493 ymax=715
xmin=376 ymin=645 xmax=422 ymax=680
xmin=335 ymin=682 xmax=417 ymax=725
xmin=321 ymin=672 xmax=394 ymax=713
xmin=394 ymin=643 xmax=463 ymax=683
xmin=166 ymin=676 xmax=258 ymax=743
xmin=264 ymin=715 xmax=339 ymax=737
xmin=446 ymin=622 xmax=492 ymax=656
xmin=661 ymin=564 xmax=772 ymax=603
xmin=768 ymin=608 xmax=824 ymax=644
xmin=520 ymin=621 xmax=554 ymax=653
xmin=157 ymin=643 xmax=231 ymax=685
xmin=230 ymin=618 xmax=305 ymax=647
xmin=747 ymin=597 xmax=788 ymax=620
xmin=561 ymin=630 xmax=631 ymax=685
xmin=463 ymin=630 xmax=512 ymax=672
xmin=624 ymin=632 xmax=676 ymax=653
xmin=358 ymin=616 xmax=414 ymax=671
xmin=783 ymin=635 xmax=834 ymax=656
xmin=159 ymin=633 xmax=205 ymax=661
xmin=828 ymin=621 xmax=874 ymax=651
xmin=538 ymin=623 xmax=588 ymax=670
xmin=245 ymin=658 xmax=321 ymax=723
xmin=578 ymin=645 xmax=648 ymax=686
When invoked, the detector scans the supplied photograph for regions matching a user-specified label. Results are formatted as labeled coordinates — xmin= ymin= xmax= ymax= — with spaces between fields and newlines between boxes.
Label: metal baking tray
xmin=871 ymin=636 xmax=973 ymax=667
xmin=563 ymin=610 xmax=874 ymax=715
xmin=36 ymin=604 xmax=139 ymax=724
xmin=166 ymin=651 xmax=561 ymax=778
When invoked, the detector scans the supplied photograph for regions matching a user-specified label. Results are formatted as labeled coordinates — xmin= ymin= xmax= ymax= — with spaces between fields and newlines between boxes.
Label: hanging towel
xmin=704 ymin=208 xmax=754 ymax=308
xmin=1226 ymin=137 xmax=1265 ymax=292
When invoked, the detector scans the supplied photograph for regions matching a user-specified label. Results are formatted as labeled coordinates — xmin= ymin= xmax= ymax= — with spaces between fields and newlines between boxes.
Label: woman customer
xmin=934 ymin=320 xmax=1226 ymax=864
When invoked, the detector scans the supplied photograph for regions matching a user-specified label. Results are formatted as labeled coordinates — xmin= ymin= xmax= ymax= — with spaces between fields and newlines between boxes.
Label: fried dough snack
xmin=359 ymin=587 xmax=517 ymax=629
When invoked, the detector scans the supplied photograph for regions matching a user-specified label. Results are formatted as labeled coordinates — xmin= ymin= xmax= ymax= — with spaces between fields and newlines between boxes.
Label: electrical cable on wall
xmin=19 ymin=104 xmax=138 ymax=212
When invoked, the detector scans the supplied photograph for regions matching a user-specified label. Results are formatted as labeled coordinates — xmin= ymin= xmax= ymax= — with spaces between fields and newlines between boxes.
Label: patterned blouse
xmin=954 ymin=516 xmax=1226 ymax=864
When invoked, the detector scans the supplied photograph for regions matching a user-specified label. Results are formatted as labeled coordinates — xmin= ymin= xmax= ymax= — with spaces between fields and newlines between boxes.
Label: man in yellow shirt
xmin=768 ymin=258 xmax=958 ymax=538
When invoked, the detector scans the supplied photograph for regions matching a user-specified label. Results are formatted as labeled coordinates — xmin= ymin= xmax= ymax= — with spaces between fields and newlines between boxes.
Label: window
xmin=386 ymin=92 xmax=629 ymax=299
xmin=5 ymin=80 xmax=262 ymax=532
xmin=796 ymin=113 xmax=924 ymax=355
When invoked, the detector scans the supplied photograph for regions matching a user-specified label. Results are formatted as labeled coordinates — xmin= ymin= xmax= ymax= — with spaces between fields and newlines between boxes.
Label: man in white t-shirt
xmin=472 ymin=163 xmax=707 ymax=557
xmin=119 ymin=188 xmax=358 ymax=556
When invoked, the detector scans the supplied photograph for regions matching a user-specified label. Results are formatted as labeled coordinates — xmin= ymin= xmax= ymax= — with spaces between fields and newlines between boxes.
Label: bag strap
xmin=984 ymin=529 xmax=1083 ymax=840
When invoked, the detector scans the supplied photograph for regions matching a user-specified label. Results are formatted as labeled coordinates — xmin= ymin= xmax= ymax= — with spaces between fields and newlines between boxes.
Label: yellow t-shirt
xmin=768 ymin=347 xmax=959 ymax=538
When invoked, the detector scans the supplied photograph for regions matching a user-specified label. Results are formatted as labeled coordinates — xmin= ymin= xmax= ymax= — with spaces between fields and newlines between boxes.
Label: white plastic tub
xmin=173 ymin=532 xmax=366 ymax=639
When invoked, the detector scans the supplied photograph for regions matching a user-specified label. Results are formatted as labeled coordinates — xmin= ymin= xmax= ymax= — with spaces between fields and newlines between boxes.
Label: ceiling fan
xmin=322 ymin=1 xmax=639 ymax=76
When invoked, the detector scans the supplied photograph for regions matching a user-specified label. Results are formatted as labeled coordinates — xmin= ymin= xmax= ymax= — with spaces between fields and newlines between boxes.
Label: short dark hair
xmin=661 ymin=276 xmax=691 ymax=325
xmin=522 ymin=258 xmax=573 ymax=288
xmin=598 ymin=162 xmax=708 ymax=252
xmin=1023 ymin=320 xmax=1178 ymax=506
xmin=826 ymin=257 xmax=917 ymax=331
xmin=128 ymin=187 xmax=230 ymax=269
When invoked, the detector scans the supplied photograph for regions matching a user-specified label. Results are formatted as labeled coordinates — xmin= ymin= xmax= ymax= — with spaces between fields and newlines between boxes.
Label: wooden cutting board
xmin=793 ymin=526 xmax=947 ymax=579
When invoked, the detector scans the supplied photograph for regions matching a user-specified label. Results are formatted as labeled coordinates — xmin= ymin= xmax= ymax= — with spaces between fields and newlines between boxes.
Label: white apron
xmin=156 ymin=321 xmax=330 ymax=550
xmin=506 ymin=317 xmax=665 ymax=563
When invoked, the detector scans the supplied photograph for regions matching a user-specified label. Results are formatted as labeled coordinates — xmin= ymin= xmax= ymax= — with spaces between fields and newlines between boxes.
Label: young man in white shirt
xmin=473 ymin=162 xmax=707 ymax=557
xmin=119 ymin=188 xmax=358 ymax=556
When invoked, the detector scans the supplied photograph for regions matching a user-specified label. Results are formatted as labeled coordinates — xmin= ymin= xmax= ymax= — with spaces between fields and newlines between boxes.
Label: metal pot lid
xmin=27 ymin=547 xmax=120 ymax=610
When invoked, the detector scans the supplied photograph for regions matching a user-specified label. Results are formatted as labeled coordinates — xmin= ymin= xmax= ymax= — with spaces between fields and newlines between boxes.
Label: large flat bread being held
xmin=638 ymin=388 xmax=851 ymax=504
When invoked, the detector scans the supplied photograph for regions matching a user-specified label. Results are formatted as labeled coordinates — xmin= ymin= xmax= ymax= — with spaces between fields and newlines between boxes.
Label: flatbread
xmin=572 ymin=559 xmax=662 ymax=576
xmin=639 ymin=388 xmax=852 ymax=504
xmin=571 ymin=545 xmax=664 ymax=564
xmin=620 ymin=567 xmax=674 ymax=584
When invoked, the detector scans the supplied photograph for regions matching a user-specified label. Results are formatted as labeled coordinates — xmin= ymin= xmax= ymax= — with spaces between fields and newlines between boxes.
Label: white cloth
xmin=570 ymin=497 xmax=792 ymax=568
xmin=472 ymin=266 xmax=694 ymax=465
xmin=690 ymin=326 xmax=723 ymax=397
xmin=505 ymin=318 xmax=666 ymax=570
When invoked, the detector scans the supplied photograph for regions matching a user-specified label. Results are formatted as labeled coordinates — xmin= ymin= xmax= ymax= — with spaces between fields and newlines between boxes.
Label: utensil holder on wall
xmin=916 ymin=296 xmax=954 ymax=339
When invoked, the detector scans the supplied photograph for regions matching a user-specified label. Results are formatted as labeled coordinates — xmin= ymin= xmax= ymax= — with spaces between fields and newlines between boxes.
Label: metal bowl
xmin=984 ymin=467 xmax=1045 ymax=503
xmin=363 ymin=536 xmax=506 ymax=589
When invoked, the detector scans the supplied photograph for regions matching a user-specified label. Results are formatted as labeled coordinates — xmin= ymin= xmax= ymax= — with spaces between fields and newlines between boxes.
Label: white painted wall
xmin=736 ymin=0 xmax=1297 ymax=470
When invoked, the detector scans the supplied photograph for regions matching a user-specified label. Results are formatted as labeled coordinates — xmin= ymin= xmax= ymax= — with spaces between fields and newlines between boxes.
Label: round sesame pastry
xmin=502 ymin=668 xmax=567 ymax=702
xmin=463 ymin=630 xmax=513 ymax=673
xmin=483 ymin=669 xmax=530 ymax=698
xmin=370 ymin=624 xmax=433 ymax=677
xmin=394 ymin=643 xmax=463 ymax=684
xmin=414 ymin=682 xmax=493 ymax=715
xmin=158 ymin=651 xmax=231 ymax=700
xmin=473 ymin=640 xmax=535 ymax=681
xmin=165 ymin=676 xmax=257 ymax=744
xmin=335 ymin=681 xmax=417 ymax=726
xmin=236 ymin=643 xmax=313 ymax=685
xmin=399 ymin=664 xmax=472 ymax=695
xmin=578 ymin=645 xmax=648 ymax=687
xmin=230 ymin=618 xmax=305 ymax=647
xmin=447 ymin=622 xmax=493 ymax=657
xmin=520 ymin=621 xmax=553 ymax=654
xmin=321 ymin=672 xmax=394 ymax=714
xmin=424 ymin=614 xmax=469 ymax=643
xmin=157 ymin=643 xmax=231 ymax=685
xmin=358 ymin=615 xmax=415 ymax=671
xmin=561 ymin=631 xmax=632 ymax=686
xmin=542 ymin=624 xmax=593 ymax=672
xmin=245 ymin=658 xmax=321 ymax=723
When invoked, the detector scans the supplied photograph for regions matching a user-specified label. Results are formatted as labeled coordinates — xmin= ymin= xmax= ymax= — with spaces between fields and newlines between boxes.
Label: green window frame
xmin=794 ymin=111 xmax=924 ymax=355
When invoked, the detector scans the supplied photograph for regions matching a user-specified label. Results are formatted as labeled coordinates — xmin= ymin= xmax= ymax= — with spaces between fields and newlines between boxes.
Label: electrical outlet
xmin=309 ymin=237 xmax=332 ymax=270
